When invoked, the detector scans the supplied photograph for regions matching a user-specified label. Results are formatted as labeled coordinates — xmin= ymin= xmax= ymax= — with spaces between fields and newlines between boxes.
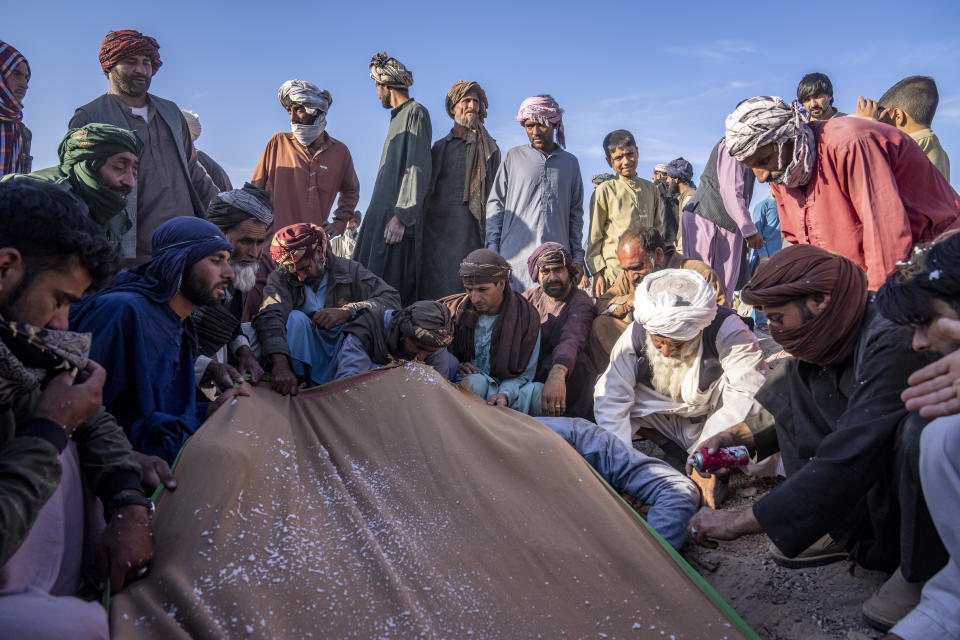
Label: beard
xmin=454 ymin=112 xmax=479 ymax=129
xmin=542 ymin=279 xmax=570 ymax=299
xmin=646 ymin=334 xmax=701 ymax=402
xmin=110 ymin=67 xmax=151 ymax=98
xmin=181 ymin=268 xmax=227 ymax=307
xmin=230 ymin=260 xmax=259 ymax=292
xmin=380 ymin=93 xmax=392 ymax=109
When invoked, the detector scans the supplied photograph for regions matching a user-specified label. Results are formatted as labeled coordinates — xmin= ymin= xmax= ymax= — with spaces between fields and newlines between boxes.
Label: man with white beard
xmin=195 ymin=183 xmax=273 ymax=390
xmin=593 ymin=269 xmax=773 ymax=505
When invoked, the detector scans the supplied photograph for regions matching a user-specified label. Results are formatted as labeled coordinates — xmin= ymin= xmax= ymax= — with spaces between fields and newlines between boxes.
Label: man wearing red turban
xmin=69 ymin=30 xmax=218 ymax=266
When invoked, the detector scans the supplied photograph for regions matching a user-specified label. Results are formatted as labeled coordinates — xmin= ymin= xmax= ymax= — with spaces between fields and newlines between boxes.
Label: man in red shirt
xmin=724 ymin=96 xmax=959 ymax=289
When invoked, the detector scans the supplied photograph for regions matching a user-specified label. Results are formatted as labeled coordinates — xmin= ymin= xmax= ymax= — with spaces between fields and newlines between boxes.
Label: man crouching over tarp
xmin=251 ymin=222 xmax=400 ymax=395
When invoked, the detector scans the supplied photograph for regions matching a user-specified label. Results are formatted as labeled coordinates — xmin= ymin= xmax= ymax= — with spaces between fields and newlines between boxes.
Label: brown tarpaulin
xmin=111 ymin=363 xmax=755 ymax=639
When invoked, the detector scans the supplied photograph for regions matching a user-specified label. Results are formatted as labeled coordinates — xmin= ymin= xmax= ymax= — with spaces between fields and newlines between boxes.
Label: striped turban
xmin=0 ymin=40 xmax=28 ymax=176
xmin=270 ymin=223 xmax=329 ymax=271
xmin=591 ymin=173 xmax=616 ymax=186
xmin=458 ymin=248 xmax=511 ymax=285
xmin=386 ymin=301 xmax=455 ymax=353
xmin=206 ymin=182 xmax=274 ymax=231
xmin=527 ymin=242 xmax=579 ymax=283
xmin=99 ymin=30 xmax=162 ymax=75
xmin=634 ymin=269 xmax=718 ymax=341
xmin=516 ymin=95 xmax=565 ymax=148
xmin=278 ymin=80 xmax=331 ymax=115
xmin=724 ymin=96 xmax=815 ymax=188
xmin=369 ymin=52 xmax=413 ymax=88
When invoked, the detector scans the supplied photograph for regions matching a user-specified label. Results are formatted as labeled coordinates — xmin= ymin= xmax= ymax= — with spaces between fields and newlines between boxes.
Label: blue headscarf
xmin=85 ymin=217 xmax=233 ymax=304
xmin=665 ymin=157 xmax=696 ymax=188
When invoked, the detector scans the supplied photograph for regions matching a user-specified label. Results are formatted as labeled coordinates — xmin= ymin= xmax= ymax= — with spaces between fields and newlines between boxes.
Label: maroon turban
xmin=526 ymin=241 xmax=580 ymax=284
xmin=740 ymin=244 xmax=868 ymax=366
xmin=99 ymin=30 xmax=162 ymax=75
xmin=270 ymin=223 xmax=329 ymax=271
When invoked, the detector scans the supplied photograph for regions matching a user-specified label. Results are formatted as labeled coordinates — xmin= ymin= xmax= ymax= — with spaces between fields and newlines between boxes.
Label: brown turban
xmin=270 ymin=223 xmax=329 ymax=271
xmin=741 ymin=244 xmax=868 ymax=366
xmin=526 ymin=242 xmax=579 ymax=283
xmin=445 ymin=81 xmax=488 ymax=121
xmin=99 ymin=30 xmax=162 ymax=75
xmin=458 ymin=249 xmax=511 ymax=286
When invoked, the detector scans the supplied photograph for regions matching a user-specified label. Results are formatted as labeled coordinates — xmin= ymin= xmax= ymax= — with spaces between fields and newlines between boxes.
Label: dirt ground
xmin=649 ymin=325 xmax=892 ymax=640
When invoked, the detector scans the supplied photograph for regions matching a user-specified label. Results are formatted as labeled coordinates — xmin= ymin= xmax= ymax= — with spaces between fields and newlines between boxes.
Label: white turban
xmin=634 ymin=269 xmax=718 ymax=340
xmin=180 ymin=109 xmax=201 ymax=142
xmin=277 ymin=79 xmax=332 ymax=115
xmin=724 ymin=96 xmax=816 ymax=188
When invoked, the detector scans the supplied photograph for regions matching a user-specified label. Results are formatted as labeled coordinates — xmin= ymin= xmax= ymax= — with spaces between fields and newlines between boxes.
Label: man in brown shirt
xmin=251 ymin=80 xmax=359 ymax=239
xmin=589 ymin=223 xmax=726 ymax=373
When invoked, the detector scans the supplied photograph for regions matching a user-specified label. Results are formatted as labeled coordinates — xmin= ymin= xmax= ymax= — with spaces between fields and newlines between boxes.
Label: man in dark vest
xmin=679 ymin=139 xmax=765 ymax=300
xmin=70 ymin=30 xmax=218 ymax=265
xmin=593 ymin=268 xmax=775 ymax=500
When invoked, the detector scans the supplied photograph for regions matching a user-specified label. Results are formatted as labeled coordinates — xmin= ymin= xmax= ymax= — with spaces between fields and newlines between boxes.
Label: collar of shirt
xmin=390 ymin=99 xmax=415 ymax=120
xmin=115 ymin=94 xmax=154 ymax=121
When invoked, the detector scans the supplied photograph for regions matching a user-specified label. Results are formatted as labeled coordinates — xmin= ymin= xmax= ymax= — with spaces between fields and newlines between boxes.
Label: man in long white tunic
xmin=594 ymin=269 xmax=773 ymax=478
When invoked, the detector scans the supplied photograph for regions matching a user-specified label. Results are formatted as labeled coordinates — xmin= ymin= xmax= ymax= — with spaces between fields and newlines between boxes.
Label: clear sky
xmin=7 ymin=0 xmax=960 ymax=217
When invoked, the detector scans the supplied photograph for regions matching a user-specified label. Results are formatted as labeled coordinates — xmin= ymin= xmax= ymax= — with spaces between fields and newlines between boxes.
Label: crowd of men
xmin=1 ymin=29 xmax=959 ymax=639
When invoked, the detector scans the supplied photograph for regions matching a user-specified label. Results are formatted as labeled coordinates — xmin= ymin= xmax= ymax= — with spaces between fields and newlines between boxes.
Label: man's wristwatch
xmin=106 ymin=492 xmax=154 ymax=521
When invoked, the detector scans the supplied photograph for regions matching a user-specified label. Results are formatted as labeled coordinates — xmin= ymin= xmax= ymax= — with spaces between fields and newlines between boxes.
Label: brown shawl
xmin=440 ymin=288 xmax=540 ymax=380
xmin=741 ymin=244 xmax=868 ymax=366
xmin=445 ymin=81 xmax=497 ymax=228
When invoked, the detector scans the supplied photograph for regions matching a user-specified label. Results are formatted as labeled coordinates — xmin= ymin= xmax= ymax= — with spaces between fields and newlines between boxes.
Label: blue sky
xmin=8 ymin=0 xmax=960 ymax=217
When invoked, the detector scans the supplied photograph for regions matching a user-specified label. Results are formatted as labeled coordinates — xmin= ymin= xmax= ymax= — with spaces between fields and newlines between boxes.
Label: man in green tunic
xmin=353 ymin=52 xmax=432 ymax=305
xmin=1 ymin=123 xmax=142 ymax=249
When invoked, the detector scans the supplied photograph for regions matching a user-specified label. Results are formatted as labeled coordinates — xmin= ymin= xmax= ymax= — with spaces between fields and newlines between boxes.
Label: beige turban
xmin=180 ymin=109 xmax=201 ymax=142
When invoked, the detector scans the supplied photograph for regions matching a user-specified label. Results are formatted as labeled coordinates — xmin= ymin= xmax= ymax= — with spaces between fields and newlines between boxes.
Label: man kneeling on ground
xmin=441 ymin=249 xmax=543 ymax=415
xmin=334 ymin=300 xmax=459 ymax=380
xmin=252 ymin=223 xmax=400 ymax=395
xmin=594 ymin=269 xmax=773 ymax=500
xmin=0 ymin=181 xmax=154 ymax=639
xmin=688 ymin=244 xmax=948 ymax=632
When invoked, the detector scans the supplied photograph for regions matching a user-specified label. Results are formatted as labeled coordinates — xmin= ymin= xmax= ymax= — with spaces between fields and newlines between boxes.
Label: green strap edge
xmin=589 ymin=465 xmax=760 ymax=640
xmin=101 ymin=441 xmax=191 ymax=611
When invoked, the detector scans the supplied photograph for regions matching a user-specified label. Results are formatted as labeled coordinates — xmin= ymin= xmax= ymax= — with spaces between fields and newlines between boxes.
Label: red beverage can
xmin=691 ymin=446 xmax=750 ymax=472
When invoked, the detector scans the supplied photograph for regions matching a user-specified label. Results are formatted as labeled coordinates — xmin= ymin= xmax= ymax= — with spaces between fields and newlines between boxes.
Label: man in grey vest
xmin=70 ymin=30 xmax=218 ymax=265
xmin=593 ymin=269 xmax=775 ymax=504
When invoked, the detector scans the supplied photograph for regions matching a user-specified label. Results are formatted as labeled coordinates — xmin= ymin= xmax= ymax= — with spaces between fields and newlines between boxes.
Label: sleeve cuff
xmin=21 ymin=417 xmax=68 ymax=453
xmin=96 ymin=470 xmax=144 ymax=503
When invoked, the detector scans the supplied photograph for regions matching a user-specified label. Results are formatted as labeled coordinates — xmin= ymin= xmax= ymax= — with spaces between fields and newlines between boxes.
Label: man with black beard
xmin=654 ymin=158 xmax=697 ymax=250
xmin=69 ymin=30 xmax=218 ymax=265
xmin=70 ymin=217 xmax=246 ymax=465
xmin=195 ymin=184 xmax=274 ymax=390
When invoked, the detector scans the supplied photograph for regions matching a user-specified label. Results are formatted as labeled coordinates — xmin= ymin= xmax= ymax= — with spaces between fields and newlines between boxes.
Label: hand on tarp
xmin=131 ymin=451 xmax=176 ymax=492
xmin=207 ymin=386 xmax=250 ymax=417
xmin=236 ymin=346 xmax=265 ymax=385
xmin=205 ymin=360 xmax=244 ymax=392
xmin=98 ymin=499 xmax=154 ymax=594
xmin=270 ymin=355 xmax=299 ymax=396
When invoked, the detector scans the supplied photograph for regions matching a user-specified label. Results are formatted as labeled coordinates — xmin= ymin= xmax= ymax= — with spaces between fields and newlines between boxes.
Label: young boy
xmin=586 ymin=130 xmax=661 ymax=298
xmin=857 ymin=75 xmax=950 ymax=181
